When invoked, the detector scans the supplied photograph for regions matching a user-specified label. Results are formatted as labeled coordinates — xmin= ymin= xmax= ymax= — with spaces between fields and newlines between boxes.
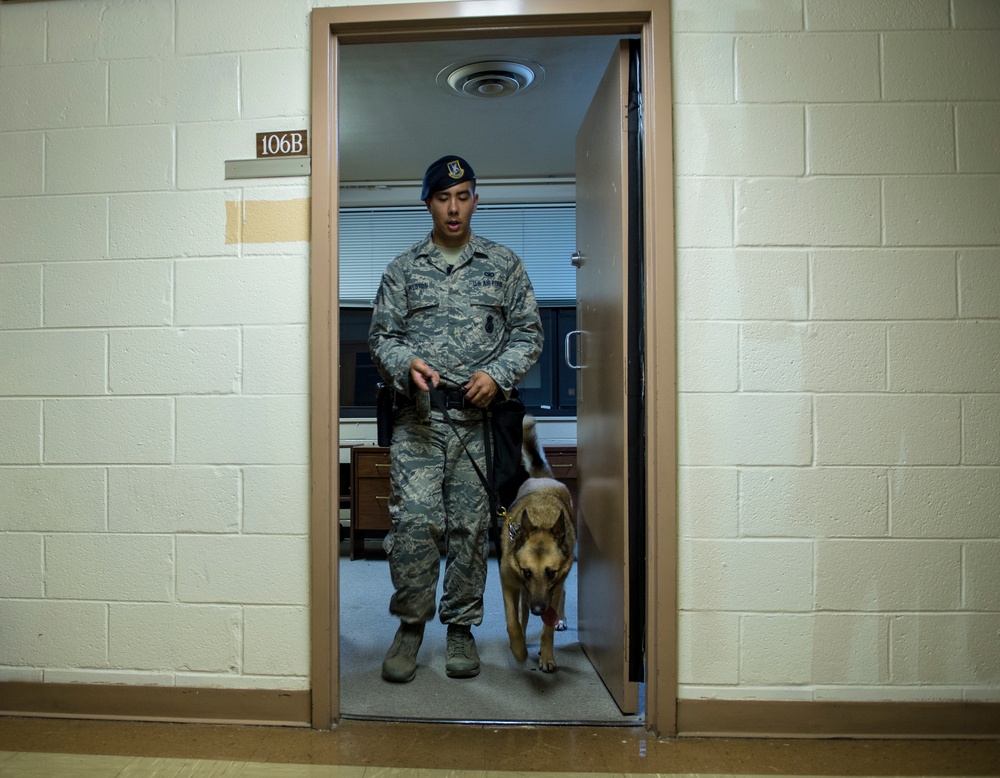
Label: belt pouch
xmin=375 ymin=382 xmax=394 ymax=447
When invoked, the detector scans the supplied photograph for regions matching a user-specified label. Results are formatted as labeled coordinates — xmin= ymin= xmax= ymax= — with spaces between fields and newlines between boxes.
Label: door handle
xmin=564 ymin=330 xmax=583 ymax=370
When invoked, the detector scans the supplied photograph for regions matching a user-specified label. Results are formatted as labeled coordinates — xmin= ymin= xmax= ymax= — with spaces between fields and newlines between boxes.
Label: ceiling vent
xmin=437 ymin=58 xmax=544 ymax=99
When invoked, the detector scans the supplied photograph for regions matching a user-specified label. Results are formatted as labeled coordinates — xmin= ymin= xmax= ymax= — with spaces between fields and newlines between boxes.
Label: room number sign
xmin=256 ymin=130 xmax=309 ymax=158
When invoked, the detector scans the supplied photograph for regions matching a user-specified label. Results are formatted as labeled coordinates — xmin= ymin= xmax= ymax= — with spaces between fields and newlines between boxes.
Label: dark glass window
xmin=339 ymin=306 xmax=576 ymax=418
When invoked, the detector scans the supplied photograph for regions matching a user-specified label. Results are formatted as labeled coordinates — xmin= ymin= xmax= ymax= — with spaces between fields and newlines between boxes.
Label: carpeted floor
xmin=338 ymin=548 xmax=642 ymax=724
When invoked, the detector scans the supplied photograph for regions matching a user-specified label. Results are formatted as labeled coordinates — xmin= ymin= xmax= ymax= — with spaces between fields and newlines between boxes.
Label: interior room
xmin=333 ymin=32 xmax=642 ymax=726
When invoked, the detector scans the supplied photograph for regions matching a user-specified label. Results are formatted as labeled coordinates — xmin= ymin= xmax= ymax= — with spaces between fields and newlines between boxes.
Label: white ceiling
xmin=337 ymin=35 xmax=625 ymax=187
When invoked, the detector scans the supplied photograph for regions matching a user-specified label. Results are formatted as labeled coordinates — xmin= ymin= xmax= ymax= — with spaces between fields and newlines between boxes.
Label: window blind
xmin=338 ymin=204 xmax=576 ymax=305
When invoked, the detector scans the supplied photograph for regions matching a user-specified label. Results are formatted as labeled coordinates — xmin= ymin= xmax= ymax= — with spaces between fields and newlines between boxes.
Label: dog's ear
xmin=551 ymin=511 xmax=565 ymax=545
xmin=511 ymin=508 xmax=534 ymax=551
xmin=552 ymin=510 xmax=572 ymax=551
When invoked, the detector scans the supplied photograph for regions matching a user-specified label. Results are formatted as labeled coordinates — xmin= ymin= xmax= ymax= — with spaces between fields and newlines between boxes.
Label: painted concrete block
xmin=885 ymin=176 xmax=1000 ymax=246
xmin=964 ymin=395 xmax=1000 ymax=465
xmin=816 ymin=394 xmax=961 ymax=465
xmin=737 ymin=34 xmax=879 ymax=102
xmin=674 ymin=105 xmax=804 ymax=176
xmin=891 ymin=613 xmax=1000 ymax=683
xmin=965 ymin=542 xmax=1000 ymax=610
xmin=0 ymin=601 xmax=106 ymax=667
xmin=678 ymin=249 xmax=808 ymax=321
xmin=0 ymin=534 xmax=44 ymax=598
xmin=176 ymin=396 xmax=308 ymax=465
xmin=243 ymin=466 xmax=310 ymax=535
xmin=672 ymin=0 xmax=803 ymax=32
xmin=0 ymin=264 xmax=41 ymax=328
xmin=740 ymin=467 xmax=888 ymax=537
xmin=109 ymin=191 xmax=239 ymax=259
xmin=890 ymin=467 xmax=1000 ymax=539
xmin=678 ymin=611 xmax=739 ymax=684
xmin=243 ymin=605 xmax=309 ymax=676
xmin=46 ymin=126 xmax=175 ymax=194
xmin=953 ymin=0 xmax=1000 ymax=27
xmin=889 ymin=322 xmax=1000 ymax=392
xmin=678 ymin=322 xmax=739 ymax=392
xmin=809 ymin=104 xmax=954 ymax=174
xmin=741 ymin=614 xmax=889 ymax=685
xmin=45 ymin=261 xmax=172 ymax=327
xmin=741 ymin=322 xmax=886 ymax=392
xmin=109 ymin=604 xmax=240 ymax=672
xmin=0 ymin=399 xmax=41 ymax=464
xmin=680 ymin=538 xmax=814 ymax=611
xmin=0 ymin=63 xmax=106 ymax=131
xmin=46 ymin=534 xmax=174 ymax=602
xmin=109 ymin=57 xmax=239 ymax=125
xmin=176 ymin=0 xmax=307 ymax=55
xmin=0 ymin=1 xmax=45 ymax=65
xmin=679 ymin=393 xmax=812 ymax=466
xmin=241 ymin=49 xmax=310 ymax=119
xmin=671 ymin=34 xmax=734 ymax=104
xmin=737 ymin=178 xmax=881 ymax=246
xmin=47 ymin=0 xmax=174 ymax=62
xmin=176 ymin=535 xmax=308 ymax=605
xmin=44 ymin=398 xmax=174 ymax=464
xmin=817 ymin=540 xmax=961 ymax=610
xmin=674 ymin=178 xmax=734 ymax=249
xmin=812 ymin=249 xmax=957 ymax=320
xmin=108 ymin=467 xmax=239 ymax=533
xmin=957 ymin=103 xmax=1000 ymax=173
xmin=806 ymin=0 xmax=949 ymax=30
xmin=175 ymin=256 xmax=308 ymax=325
xmin=242 ymin=325 xmax=308 ymax=395
xmin=884 ymin=31 xmax=1000 ymax=100
xmin=0 ymin=467 xmax=105 ymax=532
xmin=0 ymin=132 xmax=43 ymax=196
xmin=959 ymin=250 xmax=1000 ymax=318
xmin=0 ymin=331 xmax=106 ymax=395
xmin=678 ymin=467 xmax=739 ymax=539
xmin=0 ymin=196 xmax=107 ymax=262
xmin=110 ymin=328 xmax=240 ymax=395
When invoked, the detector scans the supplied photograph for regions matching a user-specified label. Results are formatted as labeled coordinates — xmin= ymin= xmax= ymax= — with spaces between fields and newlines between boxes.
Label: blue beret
xmin=421 ymin=155 xmax=476 ymax=201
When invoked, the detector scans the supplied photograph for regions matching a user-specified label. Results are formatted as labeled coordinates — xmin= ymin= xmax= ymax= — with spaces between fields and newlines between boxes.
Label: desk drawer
xmin=354 ymin=479 xmax=391 ymax=530
xmin=354 ymin=452 xmax=391 ymax=478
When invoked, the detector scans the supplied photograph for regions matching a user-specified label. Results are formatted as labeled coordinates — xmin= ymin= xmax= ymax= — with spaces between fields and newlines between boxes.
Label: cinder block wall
xmin=0 ymin=0 xmax=313 ymax=690
xmin=674 ymin=0 xmax=1000 ymax=701
xmin=1 ymin=0 xmax=998 ymax=700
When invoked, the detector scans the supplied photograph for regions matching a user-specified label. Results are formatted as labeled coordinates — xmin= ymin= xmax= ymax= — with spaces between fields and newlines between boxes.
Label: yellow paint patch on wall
xmin=226 ymin=198 xmax=310 ymax=244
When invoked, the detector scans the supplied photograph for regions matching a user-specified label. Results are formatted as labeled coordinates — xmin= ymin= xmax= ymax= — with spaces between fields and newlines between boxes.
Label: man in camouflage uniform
xmin=368 ymin=155 xmax=543 ymax=682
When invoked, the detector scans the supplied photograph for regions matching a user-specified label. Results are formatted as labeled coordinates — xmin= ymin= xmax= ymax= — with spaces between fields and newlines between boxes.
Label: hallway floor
xmin=1 ymin=717 xmax=999 ymax=776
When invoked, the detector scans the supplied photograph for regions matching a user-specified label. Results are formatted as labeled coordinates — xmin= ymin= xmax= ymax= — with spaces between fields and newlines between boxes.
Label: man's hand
xmin=409 ymin=358 xmax=439 ymax=392
xmin=464 ymin=371 xmax=498 ymax=408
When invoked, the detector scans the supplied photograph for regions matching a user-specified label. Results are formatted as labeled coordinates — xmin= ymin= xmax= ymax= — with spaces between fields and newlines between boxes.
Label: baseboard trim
xmin=4 ymin=683 xmax=998 ymax=737
xmin=0 ymin=682 xmax=311 ymax=727
xmin=678 ymin=698 xmax=1000 ymax=739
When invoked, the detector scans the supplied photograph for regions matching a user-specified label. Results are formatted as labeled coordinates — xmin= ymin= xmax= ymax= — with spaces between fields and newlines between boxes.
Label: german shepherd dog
xmin=500 ymin=417 xmax=576 ymax=672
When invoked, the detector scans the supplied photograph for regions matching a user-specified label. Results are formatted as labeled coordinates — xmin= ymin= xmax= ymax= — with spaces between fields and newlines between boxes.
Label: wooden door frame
xmin=309 ymin=0 xmax=676 ymax=735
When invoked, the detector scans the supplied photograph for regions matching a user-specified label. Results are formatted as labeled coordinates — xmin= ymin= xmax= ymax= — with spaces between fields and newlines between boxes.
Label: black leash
xmin=426 ymin=384 xmax=506 ymax=565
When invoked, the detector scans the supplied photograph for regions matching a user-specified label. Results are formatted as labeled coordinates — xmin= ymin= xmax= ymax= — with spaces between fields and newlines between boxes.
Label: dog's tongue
xmin=542 ymin=607 xmax=559 ymax=627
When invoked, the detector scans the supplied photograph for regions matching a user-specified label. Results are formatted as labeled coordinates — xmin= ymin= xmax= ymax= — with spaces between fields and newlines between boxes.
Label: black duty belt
xmin=396 ymin=386 xmax=474 ymax=410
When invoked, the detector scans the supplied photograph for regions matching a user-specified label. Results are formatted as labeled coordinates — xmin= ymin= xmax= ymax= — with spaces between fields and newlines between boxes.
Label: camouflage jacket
xmin=369 ymin=232 xmax=543 ymax=397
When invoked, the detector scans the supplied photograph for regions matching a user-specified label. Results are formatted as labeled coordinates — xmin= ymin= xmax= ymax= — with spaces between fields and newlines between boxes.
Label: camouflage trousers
xmin=383 ymin=405 xmax=491 ymax=627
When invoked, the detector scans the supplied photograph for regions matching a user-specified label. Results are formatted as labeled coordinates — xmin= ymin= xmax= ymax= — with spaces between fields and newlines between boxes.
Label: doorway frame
xmin=308 ymin=0 xmax=676 ymax=735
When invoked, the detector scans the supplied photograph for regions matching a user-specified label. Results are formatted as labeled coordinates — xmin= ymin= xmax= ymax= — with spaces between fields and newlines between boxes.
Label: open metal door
xmin=572 ymin=39 xmax=643 ymax=715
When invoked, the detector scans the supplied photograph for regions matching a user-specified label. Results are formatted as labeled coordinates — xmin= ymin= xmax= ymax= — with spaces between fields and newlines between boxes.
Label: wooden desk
xmin=349 ymin=446 xmax=392 ymax=560
xmin=348 ymin=444 xmax=577 ymax=559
